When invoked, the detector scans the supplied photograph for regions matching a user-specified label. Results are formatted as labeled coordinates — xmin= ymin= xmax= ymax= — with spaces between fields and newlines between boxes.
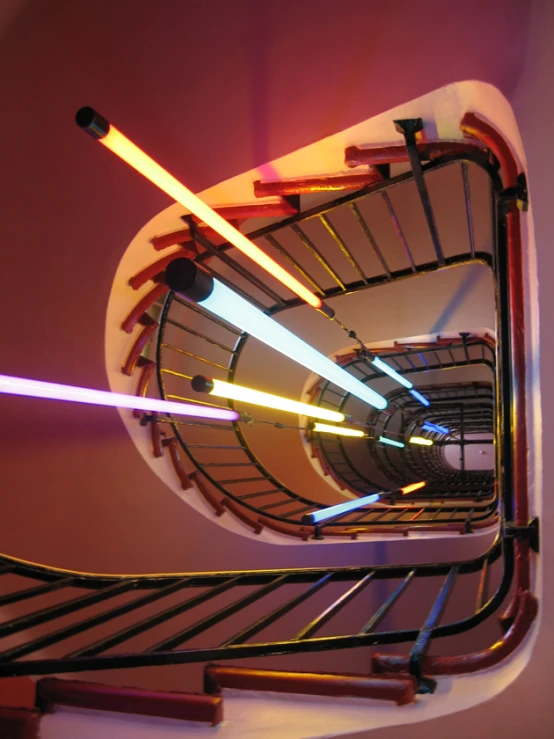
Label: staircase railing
xmin=0 ymin=114 xmax=537 ymax=688
xmin=147 ymin=149 xmax=499 ymax=535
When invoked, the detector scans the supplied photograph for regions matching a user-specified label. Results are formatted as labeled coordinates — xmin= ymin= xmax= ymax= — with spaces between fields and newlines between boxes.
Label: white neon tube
xmin=0 ymin=374 xmax=239 ymax=421
xmin=199 ymin=280 xmax=388 ymax=410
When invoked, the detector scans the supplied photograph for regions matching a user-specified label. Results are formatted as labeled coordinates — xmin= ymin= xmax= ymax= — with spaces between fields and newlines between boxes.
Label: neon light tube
xmin=401 ymin=481 xmax=426 ymax=494
xmin=201 ymin=280 xmax=387 ymax=409
xmin=372 ymin=356 xmax=413 ymax=388
xmin=166 ymin=260 xmax=388 ymax=411
xmin=378 ymin=435 xmax=405 ymax=448
xmin=409 ymin=436 xmax=433 ymax=446
xmin=192 ymin=376 xmax=345 ymax=423
xmin=409 ymin=388 xmax=430 ymax=406
xmin=0 ymin=374 xmax=239 ymax=422
xmin=422 ymin=422 xmax=450 ymax=435
xmin=302 ymin=492 xmax=381 ymax=525
xmin=312 ymin=422 xmax=365 ymax=437
xmin=76 ymin=107 xmax=323 ymax=311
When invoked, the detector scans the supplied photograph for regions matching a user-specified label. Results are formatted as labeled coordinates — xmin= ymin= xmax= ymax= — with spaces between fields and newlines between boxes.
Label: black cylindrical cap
xmin=165 ymin=258 xmax=215 ymax=303
xmin=75 ymin=107 xmax=110 ymax=139
xmin=191 ymin=375 xmax=214 ymax=393
xmin=318 ymin=302 xmax=335 ymax=319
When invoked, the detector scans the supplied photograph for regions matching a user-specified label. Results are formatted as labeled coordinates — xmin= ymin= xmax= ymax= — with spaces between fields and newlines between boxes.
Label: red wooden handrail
xmin=204 ymin=664 xmax=416 ymax=706
xmin=190 ymin=471 xmax=226 ymax=517
xmin=345 ymin=141 xmax=486 ymax=168
xmin=150 ymin=197 xmax=299 ymax=251
xmin=36 ymin=677 xmax=223 ymax=726
xmin=121 ymin=324 xmax=157 ymax=376
xmin=371 ymin=589 xmax=538 ymax=676
xmin=128 ymin=250 xmax=195 ymax=290
xmin=253 ymin=171 xmax=383 ymax=198
xmin=220 ymin=498 xmax=264 ymax=534
xmin=461 ymin=112 xmax=519 ymax=189
xmin=151 ymin=224 xmax=232 ymax=251
xmin=162 ymin=438 xmax=192 ymax=490
xmin=150 ymin=414 xmax=164 ymax=458
xmin=0 ymin=707 xmax=40 ymax=739
xmin=258 ymin=516 xmax=313 ymax=540
xmin=121 ymin=284 xmax=168 ymax=334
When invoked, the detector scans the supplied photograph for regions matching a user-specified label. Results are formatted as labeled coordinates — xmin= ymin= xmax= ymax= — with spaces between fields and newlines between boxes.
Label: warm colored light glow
xmin=410 ymin=388 xmax=430 ymax=407
xmin=422 ymin=422 xmax=450 ymax=435
xmin=409 ymin=436 xmax=434 ymax=446
xmin=99 ymin=126 xmax=321 ymax=309
xmin=401 ymin=481 xmax=427 ymax=494
xmin=372 ymin=356 xmax=413 ymax=388
xmin=302 ymin=492 xmax=381 ymax=525
xmin=0 ymin=374 xmax=239 ymax=421
xmin=313 ymin=422 xmax=365 ymax=437
xmin=199 ymin=280 xmax=388 ymax=410
xmin=203 ymin=378 xmax=345 ymax=423
xmin=378 ymin=435 xmax=405 ymax=448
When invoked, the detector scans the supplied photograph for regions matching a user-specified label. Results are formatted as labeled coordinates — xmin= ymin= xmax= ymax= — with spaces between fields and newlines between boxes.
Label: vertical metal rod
xmin=360 ymin=571 xmax=416 ymax=633
xmin=349 ymin=201 xmax=392 ymax=278
xmin=294 ymin=573 xmax=375 ymax=639
xmin=148 ymin=576 xmax=289 ymax=652
xmin=264 ymin=233 xmax=326 ymax=295
xmin=67 ymin=577 xmax=243 ymax=658
xmin=475 ymin=557 xmax=490 ymax=611
xmin=462 ymin=162 xmax=476 ymax=258
xmin=292 ymin=224 xmax=346 ymax=289
xmin=320 ymin=214 xmax=368 ymax=283
xmin=0 ymin=576 xmax=75 ymax=607
xmin=394 ymin=118 xmax=445 ymax=266
xmin=381 ymin=192 xmax=417 ymax=272
xmin=408 ymin=567 xmax=458 ymax=682
xmin=222 ymin=573 xmax=333 ymax=646
xmin=0 ymin=580 xmax=138 ymax=638
xmin=460 ymin=404 xmax=466 ymax=483
xmin=185 ymin=217 xmax=288 ymax=307
xmin=0 ymin=578 xmax=194 ymax=662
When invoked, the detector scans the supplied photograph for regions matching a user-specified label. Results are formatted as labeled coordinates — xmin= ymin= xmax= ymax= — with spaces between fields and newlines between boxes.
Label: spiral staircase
xmin=0 ymin=111 xmax=538 ymax=734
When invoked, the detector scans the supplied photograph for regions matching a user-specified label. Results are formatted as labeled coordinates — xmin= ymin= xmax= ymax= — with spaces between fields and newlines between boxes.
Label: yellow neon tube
xmin=313 ymin=422 xmax=365 ymax=438
xmin=409 ymin=436 xmax=434 ymax=446
xmin=195 ymin=376 xmax=344 ymax=423
xmin=401 ymin=481 xmax=427 ymax=494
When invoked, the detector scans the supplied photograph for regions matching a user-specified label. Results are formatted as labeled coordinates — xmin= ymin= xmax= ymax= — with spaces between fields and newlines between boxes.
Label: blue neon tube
xmin=199 ymin=280 xmax=388 ymax=410
xmin=422 ymin=422 xmax=450 ymax=435
xmin=378 ymin=435 xmax=405 ymax=448
xmin=302 ymin=492 xmax=381 ymax=525
xmin=409 ymin=388 xmax=430 ymax=407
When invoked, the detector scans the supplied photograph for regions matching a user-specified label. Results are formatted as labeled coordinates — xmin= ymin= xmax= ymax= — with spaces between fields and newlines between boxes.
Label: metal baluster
xmin=294 ymin=573 xmax=375 ymax=639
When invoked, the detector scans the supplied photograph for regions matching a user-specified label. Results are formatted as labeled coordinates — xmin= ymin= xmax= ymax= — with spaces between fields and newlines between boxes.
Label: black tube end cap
xmin=75 ymin=107 xmax=110 ymax=139
xmin=191 ymin=375 xmax=214 ymax=393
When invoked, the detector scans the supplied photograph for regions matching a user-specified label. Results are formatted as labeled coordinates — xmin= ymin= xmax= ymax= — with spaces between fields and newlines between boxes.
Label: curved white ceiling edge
xmin=103 ymin=79 xmax=521 ymax=549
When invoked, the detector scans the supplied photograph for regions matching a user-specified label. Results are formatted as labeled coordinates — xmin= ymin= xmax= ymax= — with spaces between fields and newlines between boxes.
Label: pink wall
xmin=0 ymin=0 xmax=549 ymax=734
xmin=0 ymin=0 xmax=526 ymax=571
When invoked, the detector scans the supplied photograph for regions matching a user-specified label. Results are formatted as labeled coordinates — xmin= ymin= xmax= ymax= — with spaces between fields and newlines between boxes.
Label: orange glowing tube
xmin=400 ymin=481 xmax=426 ymax=495
xmin=76 ymin=107 xmax=324 ymax=312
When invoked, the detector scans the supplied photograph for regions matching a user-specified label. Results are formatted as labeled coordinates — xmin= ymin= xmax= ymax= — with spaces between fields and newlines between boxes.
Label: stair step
xmin=204 ymin=664 xmax=416 ymax=706
xmin=36 ymin=677 xmax=223 ymax=726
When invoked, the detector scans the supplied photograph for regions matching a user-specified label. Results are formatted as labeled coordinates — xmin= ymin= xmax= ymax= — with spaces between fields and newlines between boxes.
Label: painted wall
xmin=0 ymin=0 xmax=549 ymax=736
